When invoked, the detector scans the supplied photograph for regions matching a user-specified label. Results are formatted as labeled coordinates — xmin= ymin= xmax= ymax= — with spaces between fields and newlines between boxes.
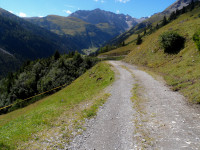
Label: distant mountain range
xmin=0 ymin=8 xmax=143 ymax=77
xmin=26 ymin=9 xmax=143 ymax=51
xmin=0 ymin=0 xmax=194 ymax=77
xmin=69 ymin=8 xmax=140 ymax=31
xmin=107 ymin=0 xmax=197 ymax=46
xmin=0 ymin=8 xmax=81 ymax=77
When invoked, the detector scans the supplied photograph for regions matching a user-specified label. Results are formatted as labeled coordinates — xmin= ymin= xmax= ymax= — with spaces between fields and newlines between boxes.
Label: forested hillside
xmin=0 ymin=52 xmax=98 ymax=114
xmin=0 ymin=8 xmax=81 ymax=77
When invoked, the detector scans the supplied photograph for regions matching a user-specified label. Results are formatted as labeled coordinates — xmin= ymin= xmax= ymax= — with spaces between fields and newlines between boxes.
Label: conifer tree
xmin=162 ymin=16 xmax=168 ymax=26
xmin=54 ymin=50 xmax=60 ymax=60
xmin=122 ymin=41 xmax=125 ymax=46
xmin=144 ymin=28 xmax=146 ymax=35
xmin=175 ymin=9 xmax=180 ymax=16
xmin=190 ymin=0 xmax=195 ymax=10
xmin=169 ymin=11 xmax=176 ymax=21
xmin=136 ymin=34 xmax=142 ymax=45
xmin=156 ymin=24 xmax=159 ymax=29
xmin=181 ymin=6 xmax=186 ymax=14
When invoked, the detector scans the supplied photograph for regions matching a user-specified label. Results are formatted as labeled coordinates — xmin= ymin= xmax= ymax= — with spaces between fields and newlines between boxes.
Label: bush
xmin=136 ymin=34 xmax=142 ymax=45
xmin=193 ymin=30 xmax=200 ymax=51
xmin=159 ymin=31 xmax=185 ymax=54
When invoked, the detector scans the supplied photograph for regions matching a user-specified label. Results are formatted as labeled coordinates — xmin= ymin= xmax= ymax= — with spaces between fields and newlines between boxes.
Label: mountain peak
xmin=164 ymin=0 xmax=196 ymax=13
xmin=70 ymin=8 xmax=142 ymax=30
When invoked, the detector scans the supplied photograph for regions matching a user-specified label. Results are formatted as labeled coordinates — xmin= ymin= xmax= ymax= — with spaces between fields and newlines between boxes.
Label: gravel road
xmin=68 ymin=61 xmax=200 ymax=150
xmin=68 ymin=61 xmax=135 ymax=150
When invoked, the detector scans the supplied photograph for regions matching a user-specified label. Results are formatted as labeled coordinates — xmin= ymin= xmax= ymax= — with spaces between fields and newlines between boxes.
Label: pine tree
xmin=156 ymin=24 xmax=159 ymax=29
xmin=175 ymin=9 xmax=180 ymax=16
xmin=54 ymin=50 xmax=60 ymax=60
xmin=162 ymin=16 xmax=168 ymax=26
xmin=144 ymin=28 xmax=146 ymax=36
xmin=190 ymin=0 xmax=195 ymax=10
xmin=136 ymin=34 xmax=142 ymax=45
xmin=181 ymin=6 xmax=186 ymax=14
xmin=122 ymin=41 xmax=125 ymax=46
xmin=169 ymin=11 xmax=176 ymax=21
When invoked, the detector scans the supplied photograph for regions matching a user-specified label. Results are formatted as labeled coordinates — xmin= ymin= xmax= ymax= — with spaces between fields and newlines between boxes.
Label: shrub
xmin=159 ymin=31 xmax=185 ymax=54
xmin=193 ymin=30 xmax=200 ymax=51
xmin=136 ymin=34 xmax=142 ymax=45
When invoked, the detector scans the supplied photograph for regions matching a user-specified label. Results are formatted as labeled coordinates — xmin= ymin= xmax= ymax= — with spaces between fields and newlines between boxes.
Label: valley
xmin=0 ymin=0 xmax=200 ymax=149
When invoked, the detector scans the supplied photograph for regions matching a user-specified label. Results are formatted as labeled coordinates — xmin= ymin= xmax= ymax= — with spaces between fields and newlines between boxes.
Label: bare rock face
xmin=163 ymin=0 xmax=199 ymax=14
xmin=70 ymin=8 xmax=140 ymax=32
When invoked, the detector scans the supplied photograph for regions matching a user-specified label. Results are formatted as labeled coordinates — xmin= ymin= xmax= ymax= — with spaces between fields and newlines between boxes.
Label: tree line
xmin=0 ymin=51 xmax=98 ymax=114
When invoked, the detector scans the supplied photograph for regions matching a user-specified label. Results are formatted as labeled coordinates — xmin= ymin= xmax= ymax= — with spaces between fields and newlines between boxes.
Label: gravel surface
xmin=67 ymin=61 xmax=135 ymax=150
xmin=122 ymin=61 xmax=200 ymax=150
xmin=67 ymin=61 xmax=200 ymax=150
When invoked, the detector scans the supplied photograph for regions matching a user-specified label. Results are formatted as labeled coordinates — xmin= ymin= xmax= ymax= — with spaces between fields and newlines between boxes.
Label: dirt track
xmin=68 ymin=61 xmax=200 ymax=150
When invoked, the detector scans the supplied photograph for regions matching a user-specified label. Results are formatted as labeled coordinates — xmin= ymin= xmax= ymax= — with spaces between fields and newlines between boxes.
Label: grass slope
xmin=103 ymin=7 xmax=200 ymax=103
xmin=0 ymin=62 xmax=114 ymax=149
xmin=126 ymin=8 xmax=200 ymax=103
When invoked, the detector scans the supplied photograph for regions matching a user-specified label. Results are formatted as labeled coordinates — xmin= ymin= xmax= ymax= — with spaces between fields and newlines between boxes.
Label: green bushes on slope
xmin=193 ymin=30 xmax=200 ymax=50
xmin=159 ymin=31 xmax=185 ymax=54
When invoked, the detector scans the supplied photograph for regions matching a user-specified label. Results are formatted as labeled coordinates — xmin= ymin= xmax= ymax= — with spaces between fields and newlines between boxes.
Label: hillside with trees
xmin=0 ymin=8 xmax=82 ymax=78
xmin=0 ymin=52 xmax=98 ymax=114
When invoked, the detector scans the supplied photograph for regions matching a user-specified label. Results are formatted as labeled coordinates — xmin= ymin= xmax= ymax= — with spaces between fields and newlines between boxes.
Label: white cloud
xmin=63 ymin=10 xmax=72 ymax=14
xmin=116 ymin=10 xmax=120 ymax=14
xmin=116 ymin=0 xmax=130 ymax=3
xmin=9 ymin=10 xmax=13 ymax=14
xmin=18 ymin=12 xmax=27 ymax=17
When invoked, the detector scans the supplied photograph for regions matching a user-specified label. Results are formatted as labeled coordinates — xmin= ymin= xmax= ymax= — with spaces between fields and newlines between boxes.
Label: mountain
xmin=0 ymin=8 xmax=81 ymax=78
xmin=163 ymin=0 xmax=196 ymax=14
xmin=26 ymin=9 xmax=142 ymax=53
xmin=70 ymin=8 xmax=140 ymax=31
xmin=98 ymin=1 xmax=200 ymax=103
xmin=104 ymin=0 xmax=197 ymax=47
xmin=26 ymin=15 xmax=112 ymax=50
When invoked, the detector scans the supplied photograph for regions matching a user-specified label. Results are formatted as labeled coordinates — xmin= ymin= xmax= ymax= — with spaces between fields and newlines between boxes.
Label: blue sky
xmin=0 ymin=0 xmax=176 ymax=18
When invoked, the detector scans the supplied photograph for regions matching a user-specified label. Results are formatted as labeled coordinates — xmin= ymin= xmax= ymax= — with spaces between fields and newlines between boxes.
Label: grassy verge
xmin=0 ymin=62 xmax=114 ymax=149
xmin=121 ymin=65 xmax=154 ymax=149
xmin=98 ymin=44 xmax=133 ymax=57
xmin=131 ymin=84 xmax=154 ymax=149
xmin=122 ymin=7 xmax=200 ymax=103
xmin=99 ymin=56 xmax=125 ymax=61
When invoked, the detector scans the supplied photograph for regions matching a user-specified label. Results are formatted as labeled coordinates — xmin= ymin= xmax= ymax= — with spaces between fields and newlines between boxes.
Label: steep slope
xmin=0 ymin=48 xmax=20 ymax=77
xmin=106 ymin=0 xmax=197 ymax=46
xmin=0 ymin=8 xmax=80 ymax=77
xmin=109 ymin=5 xmax=200 ymax=103
xmin=0 ymin=62 xmax=114 ymax=149
xmin=164 ymin=0 xmax=195 ymax=14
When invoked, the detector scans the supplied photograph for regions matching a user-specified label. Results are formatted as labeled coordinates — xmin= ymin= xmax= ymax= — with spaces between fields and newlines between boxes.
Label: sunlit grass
xmin=0 ymin=62 xmax=114 ymax=149
xmin=124 ymin=7 xmax=200 ymax=103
